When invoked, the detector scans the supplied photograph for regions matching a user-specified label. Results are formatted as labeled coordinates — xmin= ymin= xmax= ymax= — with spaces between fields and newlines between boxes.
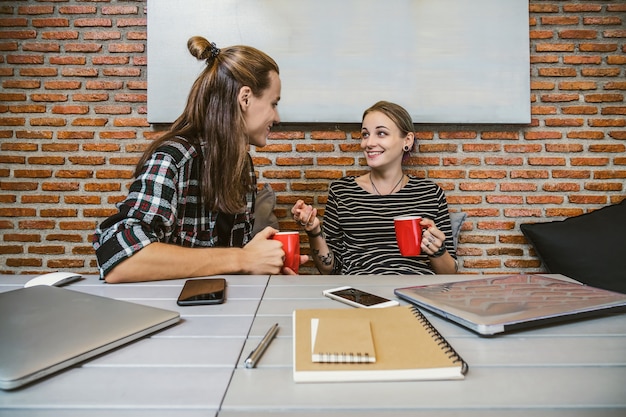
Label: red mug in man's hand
xmin=272 ymin=231 xmax=300 ymax=273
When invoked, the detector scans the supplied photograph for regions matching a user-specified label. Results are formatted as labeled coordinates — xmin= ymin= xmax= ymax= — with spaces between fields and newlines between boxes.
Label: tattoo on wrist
xmin=314 ymin=249 xmax=333 ymax=266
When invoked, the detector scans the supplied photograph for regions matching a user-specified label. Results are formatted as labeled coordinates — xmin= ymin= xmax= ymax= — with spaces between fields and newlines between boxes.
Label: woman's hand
xmin=419 ymin=218 xmax=446 ymax=256
xmin=291 ymin=200 xmax=320 ymax=232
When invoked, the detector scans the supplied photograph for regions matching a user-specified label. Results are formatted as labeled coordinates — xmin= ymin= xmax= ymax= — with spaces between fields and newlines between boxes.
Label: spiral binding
xmin=409 ymin=305 xmax=469 ymax=374
xmin=314 ymin=351 xmax=374 ymax=364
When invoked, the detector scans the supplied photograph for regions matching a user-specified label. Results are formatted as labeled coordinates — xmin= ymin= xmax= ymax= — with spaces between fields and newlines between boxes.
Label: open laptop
xmin=0 ymin=285 xmax=180 ymax=390
xmin=394 ymin=274 xmax=626 ymax=336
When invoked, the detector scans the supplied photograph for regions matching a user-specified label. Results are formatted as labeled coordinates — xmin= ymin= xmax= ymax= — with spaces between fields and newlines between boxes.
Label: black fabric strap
xmin=215 ymin=212 xmax=235 ymax=247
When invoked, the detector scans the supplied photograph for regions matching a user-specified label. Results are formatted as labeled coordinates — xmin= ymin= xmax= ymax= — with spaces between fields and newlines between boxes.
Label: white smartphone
xmin=323 ymin=286 xmax=399 ymax=308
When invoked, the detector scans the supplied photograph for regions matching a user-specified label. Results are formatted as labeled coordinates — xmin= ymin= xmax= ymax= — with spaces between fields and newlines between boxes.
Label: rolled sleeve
xmin=93 ymin=151 xmax=182 ymax=278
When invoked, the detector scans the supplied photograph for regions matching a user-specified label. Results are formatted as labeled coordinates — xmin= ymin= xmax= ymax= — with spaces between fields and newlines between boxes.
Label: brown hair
xmin=137 ymin=36 xmax=279 ymax=213
xmin=362 ymin=101 xmax=416 ymax=161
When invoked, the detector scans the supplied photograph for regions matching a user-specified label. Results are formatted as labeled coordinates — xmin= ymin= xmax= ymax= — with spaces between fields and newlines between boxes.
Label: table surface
xmin=1 ymin=274 xmax=625 ymax=417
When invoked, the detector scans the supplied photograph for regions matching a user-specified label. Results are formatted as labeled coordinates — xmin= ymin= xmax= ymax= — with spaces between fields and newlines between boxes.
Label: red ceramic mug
xmin=272 ymin=231 xmax=300 ymax=273
xmin=394 ymin=216 xmax=423 ymax=257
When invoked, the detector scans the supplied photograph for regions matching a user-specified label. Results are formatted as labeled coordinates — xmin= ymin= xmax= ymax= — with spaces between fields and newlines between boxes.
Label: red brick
xmin=6 ymin=258 xmax=43 ymax=267
xmin=47 ymin=259 xmax=84 ymax=268
xmin=552 ymin=170 xmax=591 ymax=179
xmin=0 ymin=30 xmax=37 ymax=40
xmin=72 ymin=94 xmax=109 ymax=102
xmin=582 ymin=68 xmax=621 ymax=77
xmin=112 ymin=117 xmax=149 ymax=127
xmin=61 ymin=68 xmax=98 ymax=77
xmin=99 ymin=131 xmax=136 ymax=139
xmin=101 ymin=6 xmax=138 ymax=15
xmin=32 ymin=18 xmax=69 ymax=28
xmin=579 ymin=43 xmax=618 ymax=53
xmin=0 ymin=117 xmax=26 ymax=126
xmin=92 ymin=56 xmax=129 ymax=65
xmin=30 ymin=93 xmax=68 ymax=102
xmin=46 ymin=233 xmax=83 ymax=242
xmin=41 ymin=31 xmax=79 ymax=40
xmin=58 ymin=6 xmax=97 ymax=14
xmin=44 ymin=80 xmax=81 ymax=90
xmin=72 ymin=117 xmax=108 ymax=126
xmin=56 ymin=170 xmax=94 ymax=179
xmin=8 ymin=104 xmax=45 ymax=113
xmin=18 ymin=5 xmax=55 ymax=15
xmin=59 ymin=221 xmax=97 ymax=231
xmin=0 ymin=93 xmax=26 ymax=101
xmin=14 ymin=169 xmax=52 ymax=178
xmin=108 ymin=43 xmax=144 ymax=53
xmin=82 ymin=143 xmax=120 ymax=152
xmin=29 ymin=246 xmax=66 ymax=255
xmin=41 ymin=182 xmax=79 ymax=192
xmin=4 ymin=80 xmax=41 ymax=89
xmin=0 ymin=208 xmax=37 ymax=217
xmin=65 ymin=43 xmax=102 ymax=53
xmin=22 ymin=42 xmax=60 ymax=52
xmin=127 ymin=32 xmax=147 ymax=41
xmin=0 ymin=246 xmax=23 ymax=255
xmin=65 ymin=196 xmax=100 ymax=205
xmin=74 ymin=18 xmax=112 ymax=27
xmin=563 ymin=55 xmax=602 ymax=65
xmin=57 ymin=131 xmax=94 ymax=140
xmin=584 ymin=182 xmax=623 ymax=192
xmin=103 ymin=68 xmax=141 ymax=77
xmin=117 ymin=18 xmax=146 ymax=27
xmin=21 ymin=196 xmax=59 ymax=204
xmin=51 ymin=105 xmax=89 ymax=114
xmin=609 ymin=131 xmax=626 ymax=140
xmin=83 ymin=31 xmax=121 ymax=41
xmin=7 ymin=54 xmax=45 ymax=65
xmin=586 ymin=94 xmax=624 ymax=103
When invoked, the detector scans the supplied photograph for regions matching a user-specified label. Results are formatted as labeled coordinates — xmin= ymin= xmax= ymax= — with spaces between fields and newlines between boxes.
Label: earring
xmin=403 ymin=145 xmax=410 ymax=152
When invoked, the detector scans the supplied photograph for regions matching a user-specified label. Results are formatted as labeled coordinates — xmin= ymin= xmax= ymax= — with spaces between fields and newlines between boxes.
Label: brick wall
xmin=0 ymin=0 xmax=624 ymax=276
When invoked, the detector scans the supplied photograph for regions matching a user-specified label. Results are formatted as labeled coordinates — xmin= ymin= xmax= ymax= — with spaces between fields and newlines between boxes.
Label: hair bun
xmin=187 ymin=36 xmax=220 ymax=62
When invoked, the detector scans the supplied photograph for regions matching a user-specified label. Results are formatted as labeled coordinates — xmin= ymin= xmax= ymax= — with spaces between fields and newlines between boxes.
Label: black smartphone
xmin=177 ymin=278 xmax=226 ymax=306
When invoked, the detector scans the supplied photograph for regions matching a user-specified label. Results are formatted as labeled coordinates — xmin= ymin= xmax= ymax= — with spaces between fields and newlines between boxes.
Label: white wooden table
xmin=0 ymin=274 xmax=270 ymax=417
xmin=1 ymin=274 xmax=625 ymax=417
xmin=221 ymin=275 xmax=626 ymax=417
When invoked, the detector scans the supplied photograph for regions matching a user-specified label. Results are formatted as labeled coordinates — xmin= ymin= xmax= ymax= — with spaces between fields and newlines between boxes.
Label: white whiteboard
xmin=147 ymin=0 xmax=530 ymax=124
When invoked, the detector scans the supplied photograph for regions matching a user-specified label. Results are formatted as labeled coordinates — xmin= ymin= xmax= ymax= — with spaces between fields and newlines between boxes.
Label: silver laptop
xmin=0 ymin=285 xmax=180 ymax=390
xmin=395 ymin=274 xmax=626 ymax=336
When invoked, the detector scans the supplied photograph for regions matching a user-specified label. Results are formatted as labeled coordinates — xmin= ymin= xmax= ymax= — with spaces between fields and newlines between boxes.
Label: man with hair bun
xmin=93 ymin=36 xmax=304 ymax=282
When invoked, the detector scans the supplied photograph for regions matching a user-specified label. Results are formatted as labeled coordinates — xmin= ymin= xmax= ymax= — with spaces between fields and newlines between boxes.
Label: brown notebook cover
xmin=311 ymin=317 xmax=376 ymax=363
xmin=293 ymin=305 xmax=468 ymax=383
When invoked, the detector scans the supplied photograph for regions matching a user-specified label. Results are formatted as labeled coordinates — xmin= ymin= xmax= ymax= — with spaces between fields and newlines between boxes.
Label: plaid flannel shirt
xmin=93 ymin=139 xmax=256 ymax=279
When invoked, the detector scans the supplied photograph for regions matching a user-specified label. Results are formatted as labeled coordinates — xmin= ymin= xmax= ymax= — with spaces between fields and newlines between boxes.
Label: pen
xmin=244 ymin=323 xmax=279 ymax=368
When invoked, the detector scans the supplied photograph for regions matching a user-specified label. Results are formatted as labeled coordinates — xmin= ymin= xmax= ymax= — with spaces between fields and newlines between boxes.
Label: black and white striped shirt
xmin=323 ymin=175 xmax=455 ymax=275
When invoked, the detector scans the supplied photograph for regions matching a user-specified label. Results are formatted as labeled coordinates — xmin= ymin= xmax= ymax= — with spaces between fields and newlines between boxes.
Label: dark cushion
xmin=449 ymin=211 xmax=466 ymax=252
xmin=520 ymin=199 xmax=626 ymax=294
xmin=252 ymin=183 xmax=279 ymax=235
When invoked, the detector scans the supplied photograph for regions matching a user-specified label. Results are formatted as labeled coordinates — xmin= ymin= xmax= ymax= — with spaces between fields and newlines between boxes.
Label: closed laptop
xmin=0 ymin=285 xmax=180 ymax=390
xmin=395 ymin=274 xmax=626 ymax=336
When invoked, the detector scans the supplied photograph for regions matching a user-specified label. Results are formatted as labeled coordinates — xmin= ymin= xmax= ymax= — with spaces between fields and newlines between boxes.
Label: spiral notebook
xmin=293 ymin=305 xmax=468 ymax=383
xmin=311 ymin=317 xmax=376 ymax=363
